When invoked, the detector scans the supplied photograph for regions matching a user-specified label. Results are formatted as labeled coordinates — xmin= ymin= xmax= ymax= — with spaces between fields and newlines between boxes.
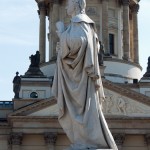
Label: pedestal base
xmin=64 ymin=146 xmax=113 ymax=150
xmin=64 ymin=148 xmax=113 ymax=150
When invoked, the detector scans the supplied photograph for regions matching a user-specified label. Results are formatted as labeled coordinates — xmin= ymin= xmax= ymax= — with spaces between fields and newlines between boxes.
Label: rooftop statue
xmin=13 ymin=72 xmax=21 ymax=99
xmin=29 ymin=51 xmax=40 ymax=67
xmin=143 ymin=56 xmax=150 ymax=77
xmin=52 ymin=0 xmax=118 ymax=149
xmin=23 ymin=51 xmax=45 ymax=77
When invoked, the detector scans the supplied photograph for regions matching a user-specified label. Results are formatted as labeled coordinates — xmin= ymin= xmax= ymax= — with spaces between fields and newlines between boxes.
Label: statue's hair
xmin=73 ymin=0 xmax=86 ymax=13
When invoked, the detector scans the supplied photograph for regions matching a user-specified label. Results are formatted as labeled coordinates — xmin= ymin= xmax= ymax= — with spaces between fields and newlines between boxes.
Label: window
xmin=109 ymin=33 xmax=115 ymax=55
xmin=30 ymin=92 xmax=38 ymax=98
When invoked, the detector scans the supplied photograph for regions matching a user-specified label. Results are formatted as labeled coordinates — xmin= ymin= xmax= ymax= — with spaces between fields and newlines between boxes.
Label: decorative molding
xmin=103 ymin=88 xmax=150 ymax=116
xmin=103 ymin=79 xmax=150 ymax=107
xmin=8 ymin=97 xmax=56 ymax=116
xmin=9 ymin=132 xmax=23 ymax=145
xmin=113 ymin=133 xmax=125 ymax=145
xmin=38 ymin=1 xmax=46 ymax=11
xmin=131 ymin=4 xmax=139 ymax=13
xmin=44 ymin=132 xmax=57 ymax=145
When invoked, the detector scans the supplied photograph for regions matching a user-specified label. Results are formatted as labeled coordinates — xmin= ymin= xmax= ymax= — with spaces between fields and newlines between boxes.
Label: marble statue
xmin=52 ymin=0 xmax=118 ymax=149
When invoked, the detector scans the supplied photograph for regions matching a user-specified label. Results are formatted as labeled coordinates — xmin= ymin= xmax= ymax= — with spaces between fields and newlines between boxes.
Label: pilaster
xmin=44 ymin=132 xmax=57 ymax=150
xmin=102 ymin=0 xmax=109 ymax=54
xmin=145 ymin=134 xmax=150 ymax=150
xmin=121 ymin=0 xmax=130 ymax=61
xmin=113 ymin=133 xmax=125 ymax=150
xmin=9 ymin=132 xmax=23 ymax=150
xmin=131 ymin=4 xmax=139 ymax=64
xmin=38 ymin=1 xmax=47 ymax=63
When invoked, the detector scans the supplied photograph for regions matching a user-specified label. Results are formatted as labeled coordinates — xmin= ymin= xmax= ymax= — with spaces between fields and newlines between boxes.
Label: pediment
xmin=8 ymin=80 xmax=150 ymax=118
xmin=8 ymin=97 xmax=57 ymax=117
xmin=29 ymin=104 xmax=59 ymax=117
xmin=103 ymin=80 xmax=150 ymax=117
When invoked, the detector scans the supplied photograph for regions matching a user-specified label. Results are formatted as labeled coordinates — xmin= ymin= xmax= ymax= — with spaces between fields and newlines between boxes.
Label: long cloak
xmin=52 ymin=14 xmax=118 ymax=150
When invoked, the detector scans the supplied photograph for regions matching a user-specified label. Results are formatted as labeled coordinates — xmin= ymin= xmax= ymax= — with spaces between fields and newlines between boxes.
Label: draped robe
xmin=52 ymin=14 xmax=118 ymax=150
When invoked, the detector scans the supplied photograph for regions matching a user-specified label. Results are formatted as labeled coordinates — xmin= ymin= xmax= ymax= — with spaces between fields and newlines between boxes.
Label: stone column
xmin=145 ymin=134 xmax=150 ymax=150
xmin=48 ymin=2 xmax=53 ymax=61
xmin=38 ymin=1 xmax=46 ymax=63
xmin=132 ymin=4 xmax=139 ymax=64
xmin=50 ymin=0 xmax=59 ymax=60
xmin=113 ymin=133 xmax=125 ymax=150
xmin=9 ymin=132 xmax=23 ymax=150
xmin=44 ymin=132 xmax=57 ymax=150
xmin=102 ymin=0 xmax=109 ymax=54
xmin=122 ymin=0 xmax=130 ymax=61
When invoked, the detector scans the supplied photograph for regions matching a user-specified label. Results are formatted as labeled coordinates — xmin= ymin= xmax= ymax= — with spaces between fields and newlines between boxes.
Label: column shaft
xmin=122 ymin=0 xmax=130 ymax=60
xmin=132 ymin=4 xmax=139 ymax=64
xmin=50 ymin=1 xmax=59 ymax=60
xmin=102 ymin=0 xmax=109 ymax=54
xmin=49 ymin=2 xmax=52 ymax=60
xmin=39 ymin=2 xmax=46 ymax=63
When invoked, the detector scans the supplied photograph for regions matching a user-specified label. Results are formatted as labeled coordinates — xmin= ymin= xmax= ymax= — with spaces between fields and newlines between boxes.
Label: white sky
xmin=0 ymin=0 xmax=150 ymax=100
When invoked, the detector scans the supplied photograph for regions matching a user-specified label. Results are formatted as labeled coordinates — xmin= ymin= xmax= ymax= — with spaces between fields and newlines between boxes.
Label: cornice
xmin=103 ymin=79 xmax=150 ymax=106
xmin=8 ymin=97 xmax=57 ymax=116
xmin=8 ymin=116 xmax=58 ymax=122
xmin=104 ymin=58 xmax=142 ymax=70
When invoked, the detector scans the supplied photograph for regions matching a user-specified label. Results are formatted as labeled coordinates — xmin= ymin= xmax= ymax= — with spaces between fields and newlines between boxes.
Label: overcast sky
xmin=0 ymin=0 xmax=150 ymax=100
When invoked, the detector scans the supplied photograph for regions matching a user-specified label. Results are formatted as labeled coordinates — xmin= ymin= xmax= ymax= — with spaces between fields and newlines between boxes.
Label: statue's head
xmin=66 ymin=0 xmax=86 ymax=16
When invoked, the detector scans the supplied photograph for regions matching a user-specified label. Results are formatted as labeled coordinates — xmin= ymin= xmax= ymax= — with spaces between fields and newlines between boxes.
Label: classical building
xmin=0 ymin=0 xmax=150 ymax=150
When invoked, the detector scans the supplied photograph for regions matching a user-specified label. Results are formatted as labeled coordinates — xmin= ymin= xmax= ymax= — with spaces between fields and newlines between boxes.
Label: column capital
xmin=44 ymin=132 xmax=57 ymax=145
xmin=38 ymin=1 xmax=47 ymax=12
xmin=121 ymin=0 xmax=130 ymax=6
xmin=9 ymin=132 xmax=23 ymax=145
xmin=145 ymin=134 xmax=150 ymax=145
xmin=113 ymin=133 xmax=125 ymax=146
xmin=131 ymin=4 xmax=140 ymax=13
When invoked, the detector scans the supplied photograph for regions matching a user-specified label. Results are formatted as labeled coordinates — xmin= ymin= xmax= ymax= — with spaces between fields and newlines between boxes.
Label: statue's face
xmin=66 ymin=0 xmax=75 ymax=16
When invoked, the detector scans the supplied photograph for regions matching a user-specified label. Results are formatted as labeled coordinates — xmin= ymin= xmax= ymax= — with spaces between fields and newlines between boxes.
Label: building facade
xmin=0 ymin=0 xmax=150 ymax=150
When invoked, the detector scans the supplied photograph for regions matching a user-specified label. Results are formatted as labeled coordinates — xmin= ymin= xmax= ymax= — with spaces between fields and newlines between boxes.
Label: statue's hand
xmin=56 ymin=21 xmax=65 ymax=38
